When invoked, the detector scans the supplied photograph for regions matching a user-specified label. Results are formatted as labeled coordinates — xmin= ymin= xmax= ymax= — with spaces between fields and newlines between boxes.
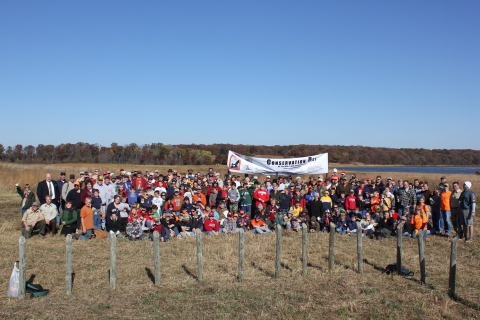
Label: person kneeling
xmin=106 ymin=213 xmax=123 ymax=238
xmin=126 ymin=217 xmax=144 ymax=241
xmin=22 ymin=202 xmax=46 ymax=239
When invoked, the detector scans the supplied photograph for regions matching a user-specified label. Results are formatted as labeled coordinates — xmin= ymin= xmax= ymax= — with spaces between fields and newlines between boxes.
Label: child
xmin=118 ymin=196 xmax=130 ymax=232
xmin=347 ymin=215 xmax=357 ymax=235
xmin=338 ymin=192 xmax=346 ymax=208
xmin=336 ymin=211 xmax=348 ymax=234
xmin=91 ymin=189 xmax=103 ymax=230
xmin=127 ymin=186 xmax=140 ymax=206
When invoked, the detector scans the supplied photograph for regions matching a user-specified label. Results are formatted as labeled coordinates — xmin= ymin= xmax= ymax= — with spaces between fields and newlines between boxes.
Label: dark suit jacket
xmin=37 ymin=180 xmax=60 ymax=205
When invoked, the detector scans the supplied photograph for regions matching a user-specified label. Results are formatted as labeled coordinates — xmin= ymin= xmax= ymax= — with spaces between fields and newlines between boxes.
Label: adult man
xmin=126 ymin=217 xmax=144 ymax=241
xmin=308 ymin=192 xmax=323 ymax=223
xmin=62 ymin=174 xmax=76 ymax=205
xmin=239 ymin=183 xmax=252 ymax=215
xmin=222 ymin=213 xmax=237 ymax=234
xmin=40 ymin=195 xmax=59 ymax=236
xmin=16 ymin=183 xmax=35 ymax=216
xmin=440 ymin=183 xmax=452 ymax=235
xmin=397 ymin=180 xmax=416 ymax=216
xmin=103 ymin=175 xmax=117 ymax=205
xmin=439 ymin=176 xmax=448 ymax=191
xmin=37 ymin=173 xmax=60 ymax=207
xmin=250 ymin=215 xmax=271 ymax=234
xmin=94 ymin=175 xmax=108 ymax=210
xmin=22 ymin=202 xmax=46 ymax=239
xmin=132 ymin=172 xmax=148 ymax=190
xmin=450 ymin=182 xmax=462 ymax=234
xmin=57 ymin=172 xmax=68 ymax=210
xmin=269 ymin=185 xmax=282 ymax=204
xmin=459 ymin=181 xmax=475 ymax=242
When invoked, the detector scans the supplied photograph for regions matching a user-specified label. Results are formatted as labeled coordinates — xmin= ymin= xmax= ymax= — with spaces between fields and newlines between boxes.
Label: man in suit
xmin=37 ymin=173 xmax=60 ymax=207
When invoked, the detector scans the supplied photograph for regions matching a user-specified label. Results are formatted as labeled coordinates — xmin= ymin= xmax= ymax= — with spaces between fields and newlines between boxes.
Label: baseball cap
xmin=464 ymin=181 xmax=472 ymax=188
xmin=74 ymin=181 xmax=80 ymax=186
xmin=208 ymin=213 xmax=214 ymax=217
xmin=32 ymin=202 xmax=39 ymax=206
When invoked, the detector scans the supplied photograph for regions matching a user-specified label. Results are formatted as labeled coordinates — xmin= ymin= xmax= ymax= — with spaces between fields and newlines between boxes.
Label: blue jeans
xmin=205 ymin=231 xmax=217 ymax=235
xmin=94 ymin=214 xmax=102 ymax=230
xmin=336 ymin=228 xmax=347 ymax=234
xmin=179 ymin=231 xmax=195 ymax=237
xmin=241 ymin=205 xmax=251 ymax=215
xmin=441 ymin=210 xmax=452 ymax=234
xmin=21 ymin=208 xmax=27 ymax=217
xmin=250 ymin=228 xmax=271 ymax=234
xmin=79 ymin=229 xmax=93 ymax=240
xmin=162 ymin=227 xmax=178 ymax=241
xmin=432 ymin=211 xmax=441 ymax=232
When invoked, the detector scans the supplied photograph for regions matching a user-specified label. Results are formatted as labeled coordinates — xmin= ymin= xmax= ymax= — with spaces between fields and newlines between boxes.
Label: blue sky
xmin=1 ymin=1 xmax=479 ymax=149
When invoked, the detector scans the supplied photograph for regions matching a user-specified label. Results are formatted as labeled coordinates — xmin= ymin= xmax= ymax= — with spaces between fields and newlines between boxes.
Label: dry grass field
xmin=0 ymin=163 xmax=479 ymax=319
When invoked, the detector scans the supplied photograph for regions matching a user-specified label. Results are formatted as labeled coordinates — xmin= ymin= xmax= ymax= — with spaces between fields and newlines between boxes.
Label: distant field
xmin=0 ymin=163 xmax=479 ymax=319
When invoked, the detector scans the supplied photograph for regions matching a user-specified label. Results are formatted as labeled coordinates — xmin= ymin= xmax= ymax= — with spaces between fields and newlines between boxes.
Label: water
xmin=335 ymin=166 xmax=480 ymax=175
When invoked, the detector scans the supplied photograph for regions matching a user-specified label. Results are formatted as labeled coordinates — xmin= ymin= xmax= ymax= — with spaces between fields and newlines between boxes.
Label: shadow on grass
xmin=280 ymin=262 xmax=293 ymax=272
xmin=145 ymin=267 xmax=155 ymax=284
xmin=181 ymin=265 xmax=198 ymax=280
xmin=322 ymin=257 xmax=352 ymax=271
xmin=363 ymin=259 xmax=385 ymax=273
xmin=306 ymin=262 xmax=324 ymax=271
xmin=251 ymin=262 xmax=275 ymax=278
xmin=451 ymin=294 xmax=480 ymax=312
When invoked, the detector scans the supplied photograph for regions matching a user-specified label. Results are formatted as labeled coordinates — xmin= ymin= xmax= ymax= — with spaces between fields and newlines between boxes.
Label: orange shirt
xmin=250 ymin=219 xmax=266 ymax=229
xmin=410 ymin=212 xmax=428 ymax=231
xmin=193 ymin=193 xmax=206 ymax=206
xmin=80 ymin=206 xmax=94 ymax=230
xmin=440 ymin=191 xmax=451 ymax=210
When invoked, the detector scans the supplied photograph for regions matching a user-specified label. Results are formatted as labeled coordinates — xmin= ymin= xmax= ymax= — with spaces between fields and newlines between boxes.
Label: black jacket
xmin=37 ymin=180 xmax=60 ymax=205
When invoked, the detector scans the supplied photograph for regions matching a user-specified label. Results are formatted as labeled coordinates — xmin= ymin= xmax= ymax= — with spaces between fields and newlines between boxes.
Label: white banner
xmin=227 ymin=151 xmax=328 ymax=175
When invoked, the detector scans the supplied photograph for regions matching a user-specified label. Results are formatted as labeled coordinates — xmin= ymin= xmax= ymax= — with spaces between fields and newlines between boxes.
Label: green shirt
xmin=459 ymin=189 xmax=475 ymax=211
xmin=239 ymin=189 xmax=252 ymax=206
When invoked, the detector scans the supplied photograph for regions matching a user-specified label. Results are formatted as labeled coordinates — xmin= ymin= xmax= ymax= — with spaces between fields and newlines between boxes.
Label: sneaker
xmin=38 ymin=234 xmax=45 ymax=239
xmin=465 ymin=237 xmax=472 ymax=243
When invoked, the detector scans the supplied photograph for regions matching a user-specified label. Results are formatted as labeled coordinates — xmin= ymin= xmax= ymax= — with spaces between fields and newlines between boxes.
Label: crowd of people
xmin=17 ymin=167 xmax=476 ymax=243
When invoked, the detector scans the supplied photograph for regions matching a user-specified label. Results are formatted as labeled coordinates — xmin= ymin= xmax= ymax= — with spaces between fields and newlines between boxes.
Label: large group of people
xmin=17 ymin=167 xmax=476 ymax=243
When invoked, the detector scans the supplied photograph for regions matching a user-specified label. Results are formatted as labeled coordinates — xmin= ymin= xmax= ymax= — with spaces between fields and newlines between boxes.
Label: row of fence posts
xmin=16 ymin=223 xmax=460 ymax=298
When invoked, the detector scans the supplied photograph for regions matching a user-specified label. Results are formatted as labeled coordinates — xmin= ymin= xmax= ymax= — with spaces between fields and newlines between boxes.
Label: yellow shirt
xmin=293 ymin=206 xmax=302 ymax=217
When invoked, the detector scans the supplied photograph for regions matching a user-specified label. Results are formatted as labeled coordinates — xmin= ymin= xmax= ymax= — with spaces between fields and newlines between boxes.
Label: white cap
xmin=253 ymin=176 xmax=258 ymax=180
xmin=464 ymin=181 xmax=472 ymax=188
xmin=266 ymin=175 xmax=271 ymax=178
xmin=333 ymin=168 xmax=337 ymax=173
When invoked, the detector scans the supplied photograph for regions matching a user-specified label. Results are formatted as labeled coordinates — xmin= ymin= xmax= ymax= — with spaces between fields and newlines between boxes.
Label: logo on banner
xmin=228 ymin=154 xmax=241 ymax=171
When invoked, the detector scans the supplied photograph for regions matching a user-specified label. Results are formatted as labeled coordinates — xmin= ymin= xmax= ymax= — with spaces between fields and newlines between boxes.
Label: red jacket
xmin=254 ymin=189 xmax=269 ymax=207
xmin=132 ymin=177 xmax=148 ymax=190
xmin=203 ymin=218 xmax=219 ymax=232
xmin=345 ymin=195 xmax=357 ymax=211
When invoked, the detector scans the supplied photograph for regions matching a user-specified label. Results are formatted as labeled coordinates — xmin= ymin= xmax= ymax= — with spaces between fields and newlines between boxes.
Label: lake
xmin=335 ymin=166 xmax=480 ymax=175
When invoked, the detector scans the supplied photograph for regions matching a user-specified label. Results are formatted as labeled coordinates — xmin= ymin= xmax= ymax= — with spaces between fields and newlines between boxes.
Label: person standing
xmin=397 ymin=180 xmax=416 ymax=216
xmin=450 ymin=182 xmax=462 ymax=235
xmin=56 ymin=172 xmax=68 ymax=210
xmin=62 ymin=174 xmax=76 ymax=206
xmin=79 ymin=197 xmax=94 ymax=240
xmin=440 ymin=183 xmax=452 ymax=235
xmin=37 ymin=173 xmax=60 ymax=207
xmin=16 ymin=183 xmax=35 ymax=216
xmin=458 ymin=181 xmax=475 ymax=242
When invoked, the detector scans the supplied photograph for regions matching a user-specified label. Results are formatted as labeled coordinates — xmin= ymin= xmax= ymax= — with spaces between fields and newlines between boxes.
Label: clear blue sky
xmin=1 ymin=1 xmax=479 ymax=149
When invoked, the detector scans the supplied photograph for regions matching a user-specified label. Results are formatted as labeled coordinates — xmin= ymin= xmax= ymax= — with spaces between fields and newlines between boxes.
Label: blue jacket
xmin=127 ymin=189 xmax=140 ymax=206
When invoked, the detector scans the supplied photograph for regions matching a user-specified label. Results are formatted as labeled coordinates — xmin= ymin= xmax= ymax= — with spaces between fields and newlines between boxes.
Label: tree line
xmin=0 ymin=143 xmax=478 ymax=166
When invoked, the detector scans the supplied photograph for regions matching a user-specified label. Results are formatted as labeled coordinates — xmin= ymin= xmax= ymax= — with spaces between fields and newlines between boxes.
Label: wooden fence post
xmin=448 ymin=237 xmax=458 ymax=298
xmin=329 ymin=223 xmax=335 ymax=272
xmin=153 ymin=231 xmax=161 ymax=285
xmin=18 ymin=236 xmax=26 ymax=299
xmin=66 ymin=234 xmax=72 ymax=294
xmin=109 ymin=231 xmax=116 ymax=289
xmin=397 ymin=223 xmax=403 ymax=275
xmin=356 ymin=221 xmax=363 ymax=274
xmin=417 ymin=232 xmax=426 ymax=285
xmin=238 ymin=228 xmax=245 ymax=281
xmin=302 ymin=223 xmax=308 ymax=276
xmin=275 ymin=224 xmax=282 ymax=278
xmin=196 ymin=230 xmax=203 ymax=281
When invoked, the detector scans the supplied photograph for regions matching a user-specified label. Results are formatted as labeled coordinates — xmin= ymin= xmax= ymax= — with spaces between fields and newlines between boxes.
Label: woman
xmin=376 ymin=210 xmax=394 ymax=238
xmin=60 ymin=201 xmax=78 ymax=236
xmin=106 ymin=195 xmax=121 ymax=220
xmin=80 ymin=179 xmax=94 ymax=205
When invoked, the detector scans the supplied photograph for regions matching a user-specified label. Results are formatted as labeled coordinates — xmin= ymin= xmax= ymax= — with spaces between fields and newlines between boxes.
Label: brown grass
xmin=0 ymin=163 xmax=479 ymax=319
